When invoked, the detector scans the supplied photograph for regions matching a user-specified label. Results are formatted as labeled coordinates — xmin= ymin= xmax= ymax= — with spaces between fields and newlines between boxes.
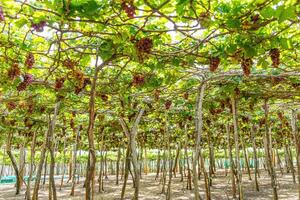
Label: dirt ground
xmin=0 ymin=171 xmax=298 ymax=200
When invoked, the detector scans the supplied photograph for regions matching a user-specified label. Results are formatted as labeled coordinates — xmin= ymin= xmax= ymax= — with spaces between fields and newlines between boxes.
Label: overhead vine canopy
xmin=0 ymin=0 xmax=299 ymax=200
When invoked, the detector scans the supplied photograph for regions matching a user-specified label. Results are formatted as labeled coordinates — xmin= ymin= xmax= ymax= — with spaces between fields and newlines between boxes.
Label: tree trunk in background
xmin=226 ymin=124 xmax=237 ymax=198
xmin=86 ymin=56 xmax=110 ymax=200
xmin=193 ymin=82 xmax=206 ymax=200
xmin=67 ymin=150 xmax=72 ymax=183
xmin=6 ymin=132 xmax=22 ymax=195
xmin=116 ymin=147 xmax=121 ymax=185
xmin=185 ymin=145 xmax=192 ymax=190
xmin=241 ymin=139 xmax=251 ymax=180
xmin=119 ymin=109 xmax=144 ymax=200
xmin=231 ymin=97 xmax=243 ymax=199
xmin=48 ymin=101 xmax=60 ymax=200
xmin=18 ymin=144 xmax=25 ymax=186
xmin=263 ymin=99 xmax=278 ymax=200
xmin=71 ymin=127 xmax=80 ymax=196
xmin=173 ymin=143 xmax=181 ymax=177
xmin=161 ymin=148 xmax=167 ymax=194
xmin=166 ymin=111 xmax=172 ymax=200
xmin=275 ymin=144 xmax=283 ymax=175
xmin=144 ymin=148 xmax=148 ymax=175
xmin=291 ymin=109 xmax=300 ymax=198
xmin=26 ymin=129 xmax=37 ymax=199
xmin=32 ymin=101 xmax=60 ymax=200
xmin=286 ymin=145 xmax=296 ymax=182
xmin=251 ymin=125 xmax=259 ymax=192
xmin=208 ymin=133 xmax=213 ymax=186
xmin=98 ymin=150 xmax=104 ymax=193
xmin=60 ymin=135 xmax=67 ymax=190
xmin=155 ymin=149 xmax=161 ymax=180
xmin=121 ymin=145 xmax=130 ymax=199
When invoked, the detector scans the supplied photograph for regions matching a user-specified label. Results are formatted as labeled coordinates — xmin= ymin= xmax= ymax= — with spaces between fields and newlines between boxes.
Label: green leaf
xmin=226 ymin=18 xmax=241 ymax=29
xmin=279 ymin=38 xmax=291 ymax=49
xmin=278 ymin=6 xmax=296 ymax=23
xmin=244 ymin=46 xmax=257 ymax=57
xmin=260 ymin=6 xmax=275 ymax=18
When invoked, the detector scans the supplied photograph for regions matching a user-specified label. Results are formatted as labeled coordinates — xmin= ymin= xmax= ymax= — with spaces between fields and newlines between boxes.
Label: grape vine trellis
xmin=0 ymin=0 xmax=299 ymax=200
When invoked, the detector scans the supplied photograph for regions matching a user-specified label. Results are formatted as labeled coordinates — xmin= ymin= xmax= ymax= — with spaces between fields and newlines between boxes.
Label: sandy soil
xmin=0 ymin=171 xmax=298 ymax=200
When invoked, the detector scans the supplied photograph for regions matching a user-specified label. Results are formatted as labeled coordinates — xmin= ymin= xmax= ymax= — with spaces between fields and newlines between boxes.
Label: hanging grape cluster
xmin=100 ymin=94 xmax=109 ymax=102
xmin=24 ymin=117 xmax=34 ymax=129
xmin=241 ymin=57 xmax=253 ymax=76
xmin=251 ymin=14 xmax=260 ymax=23
xmin=31 ymin=21 xmax=46 ymax=32
xmin=154 ymin=89 xmax=160 ymax=101
xmin=0 ymin=6 xmax=4 ymax=21
xmin=17 ymin=74 xmax=33 ymax=91
xmin=25 ymin=52 xmax=35 ymax=69
xmin=270 ymin=48 xmax=280 ymax=68
xmin=209 ymin=57 xmax=220 ymax=72
xmin=27 ymin=102 xmax=34 ymax=114
xmin=132 ymin=74 xmax=145 ymax=86
xmin=277 ymin=112 xmax=284 ymax=121
xmin=165 ymin=100 xmax=172 ymax=110
xmin=6 ymin=101 xmax=17 ymax=111
xmin=39 ymin=105 xmax=46 ymax=113
xmin=55 ymin=77 xmax=65 ymax=91
xmin=7 ymin=63 xmax=20 ymax=80
xmin=183 ymin=92 xmax=189 ymax=100
xmin=271 ymin=76 xmax=285 ymax=85
xmin=63 ymin=58 xmax=77 ymax=70
xmin=121 ymin=0 xmax=135 ymax=18
xmin=136 ymin=38 xmax=153 ymax=54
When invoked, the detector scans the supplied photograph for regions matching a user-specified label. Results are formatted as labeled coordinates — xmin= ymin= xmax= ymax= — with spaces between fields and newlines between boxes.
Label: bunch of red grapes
xmin=55 ymin=77 xmax=65 ymax=91
xmin=209 ymin=57 xmax=220 ymax=72
xmin=27 ymin=103 xmax=34 ymax=114
xmin=269 ymin=48 xmax=280 ymax=68
xmin=31 ymin=21 xmax=46 ymax=32
xmin=100 ymin=94 xmax=109 ymax=102
xmin=277 ymin=112 xmax=284 ymax=121
xmin=132 ymin=74 xmax=145 ymax=86
xmin=271 ymin=76 xmax=285 ymax=85
xmin=74 ymin=77 xmax=91 ymax=95
xmin=63 ymin=59 xmax=77 ymax=70
xmin=6 ymin=101 xmax=17 ymax=111
xmin=25 ymin=52 xmax=35 ymax=69
xmin=0 ymin=6 xmax=5 ymax=21
xmin=121 ymin=0 xmax=135 ymax=18
xmin=234 ymin=87 xmax=241 ymax=96
xmin=154 ymin=89 xmax=160 ymax=100
xmin=165 ymin=100 xmax=172 ymax=110
xmin=136 ymin=38 xmax=153 ymax=54
xmin=251 ymin=14 xmax=260 ymax=23
xmin=17 ymin=74 xmax=33 ymax=91
xmin=241 ymin=57 xmax=252 ymax=76
xmin=7 ymin=63 xmax=21 ymax=80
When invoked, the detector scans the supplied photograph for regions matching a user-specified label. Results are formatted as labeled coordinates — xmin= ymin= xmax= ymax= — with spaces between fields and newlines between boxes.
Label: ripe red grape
xmin=63 ymin=59 xmax=77 ymax=70
xmin=121 ymin=0 xmax=135 ymax=18
xmin=6 ymin=101 xmax=16 ymax=111
xmin=31 ymin=21 xmax=46 ymax=32
xmin=209 ymin=57 xmax=220 ymax=72
xmin=132 ymin=74 xmax=145 ymax=86
xmin=270 ymin=48 xmax=280 ymax=68
xmin=136 ymin=38 xmax=153 ymax=54
xmin=25 ymin=52 xmax=35 ymax=69
xmin=165 ymin=100 xmax=172 ymax=110
xmin=55 ymin=77 xmax=65 ymax=91
xmin=7 ymin=63 xmax=20 ymax=80
xmin=17 ymin=74 xmax=33 ymax=91
xmin=241 ymin=57 xmax=252 ymax=76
